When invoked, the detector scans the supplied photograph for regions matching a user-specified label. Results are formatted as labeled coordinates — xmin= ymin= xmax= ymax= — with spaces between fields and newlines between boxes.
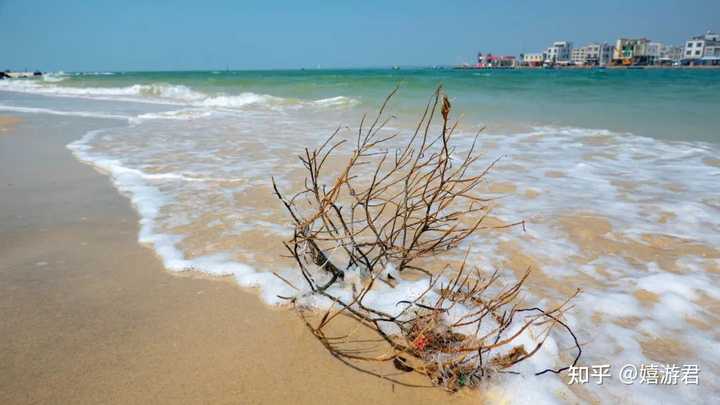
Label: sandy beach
xmin=0 ymin=115 xmax=483 ymax=404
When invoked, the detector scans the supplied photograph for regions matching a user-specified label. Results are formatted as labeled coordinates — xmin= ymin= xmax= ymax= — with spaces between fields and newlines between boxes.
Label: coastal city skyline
xmin=467 ymin=30 xmax=720 ymax=68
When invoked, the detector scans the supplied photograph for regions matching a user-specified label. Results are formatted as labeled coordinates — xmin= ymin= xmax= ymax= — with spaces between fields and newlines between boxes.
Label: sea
xmin=1 ymin=68 xmax=719 ymax=404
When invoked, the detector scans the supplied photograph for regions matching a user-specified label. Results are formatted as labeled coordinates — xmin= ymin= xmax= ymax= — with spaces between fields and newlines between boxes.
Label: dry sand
xmin=0 ymin=116 xmax=484 ymax=404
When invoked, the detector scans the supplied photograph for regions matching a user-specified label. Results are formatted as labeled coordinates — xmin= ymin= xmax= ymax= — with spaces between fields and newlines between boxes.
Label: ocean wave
xmin=42 ymin=72 xmax=68 ymax=82
xmin=312 ymin=95 xmax=360 ymax=108
xmin=0 ymin=80 xmax=201 ymax=101
xmin=73 ymin=72 xmax=116 ymax=76
xmin=0 ymin=80 xmax=359 ymax=111
xmin=197 ymin=92 xmax=287 ymax=108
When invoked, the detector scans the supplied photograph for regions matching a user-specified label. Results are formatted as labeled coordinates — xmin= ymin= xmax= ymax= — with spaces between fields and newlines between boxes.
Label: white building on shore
xmin=571 ymin=43 xmax=614 ymax=65
xmin=647 ymin=42 xmax=683 ymax=64
xmin=704 ymin=41 xmax=720 ymax=59
xmin=522 ymin=53 xmax=545 ymax=66
xmin=545 ymin=41 xmax=573 ymax=64
xmin=664 ymin=46 xmax=684 ymax=63
xmin=684 ymin=31 xmax=720 ymax=61
xmin=570 ymin=47 xmax=586 ymax=65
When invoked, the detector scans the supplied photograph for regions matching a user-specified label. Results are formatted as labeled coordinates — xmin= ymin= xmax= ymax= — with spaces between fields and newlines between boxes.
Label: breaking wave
xmin=0 ymin=80 xmax=359 ymax=111
xmin=42 ymin=72 xmax=68 ymax=83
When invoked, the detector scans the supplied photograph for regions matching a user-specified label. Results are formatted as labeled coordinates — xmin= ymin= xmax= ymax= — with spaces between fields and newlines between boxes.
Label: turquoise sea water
xmin=19 ymin=68 xmax=720 ymax=142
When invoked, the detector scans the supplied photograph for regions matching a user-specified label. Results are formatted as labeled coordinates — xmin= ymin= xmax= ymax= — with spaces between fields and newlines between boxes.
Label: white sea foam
xmin=0 ymin=102 xmax=244 ymax=124
xmin=0 ymin=80 xmax=359 ymax=111
xmin=311 ymin=95 xmax=360 ymax=108
xmin=196 ymin=92 xmax=286 ymax=109
xmin=57 ymin=101 xmax=720 ymax=404
xmin=133 ymin=108 xmax=220 ymax=122
xmin=0 ymin=104 xmax=132 ymax=121
xmin=42 ymin=72 xmax=67 ymax=82
xmin=0 ymin=81 xmax=206 ymax=102
xmin=73 ymin=71 xmax=116 ymax=76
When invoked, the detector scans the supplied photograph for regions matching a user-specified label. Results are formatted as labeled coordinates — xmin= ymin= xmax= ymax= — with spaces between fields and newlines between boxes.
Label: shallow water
xmin=1 ymin=69 xmax=719 ymax=404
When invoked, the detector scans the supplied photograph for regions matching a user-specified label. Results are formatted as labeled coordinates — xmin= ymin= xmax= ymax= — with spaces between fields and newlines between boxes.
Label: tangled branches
xmin=272 ymin=87 xmax=581 ymax=391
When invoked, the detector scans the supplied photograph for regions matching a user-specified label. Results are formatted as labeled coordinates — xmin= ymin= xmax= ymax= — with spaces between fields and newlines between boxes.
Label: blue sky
xmin=1 ymin=0 xmax=718 ymax=71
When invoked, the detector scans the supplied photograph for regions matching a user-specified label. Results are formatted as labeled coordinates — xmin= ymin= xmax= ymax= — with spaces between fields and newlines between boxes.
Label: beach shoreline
xmin=0 ymin=114 xmax=485 ymax=404
xmin=0 ymin=70 xmax=718 ymax=403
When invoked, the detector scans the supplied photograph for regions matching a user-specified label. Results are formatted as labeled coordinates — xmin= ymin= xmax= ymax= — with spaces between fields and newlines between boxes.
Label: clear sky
xmin=1 ymin=0 xmax=718 ymax=71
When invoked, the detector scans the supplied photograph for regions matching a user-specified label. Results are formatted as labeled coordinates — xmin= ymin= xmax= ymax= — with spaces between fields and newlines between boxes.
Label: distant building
xmin=476 ymin=53 xmax=517 ymax=68
xmin=570 ymin=47 xmax=586 ymax=65
xmin=613 ymin=38 xmax=650 ymax=65
xmin=522 ymin=53 xmax=545 ymax=67
xmin=662 ymin=46 xmax=684 ymax=63
xmin=704 ymin=42 xmax=720 ymax=58
xmin=684 ymin=31 xmax=719 ymax=59
xmin=684 ymin=31 xmax=720 ymax=64
xmin=685 ymin=38 xmax=704 ymax=59
xmin=647 ymin=42 xmax=684 ymax=65
xmin=647 ymin=42 xmax=663 ymax=64
xmin=588 ymin=43 xmax=615 ymax=65
xmin=703 ymin=41 xmax=720 ymax=65
xmin=545 ymin=41 xmax=573 ymax=64
xmin=572 ymin=43 xmax=614 ymax=66
xmin=646 ymin=43 xmax=683 ymax=65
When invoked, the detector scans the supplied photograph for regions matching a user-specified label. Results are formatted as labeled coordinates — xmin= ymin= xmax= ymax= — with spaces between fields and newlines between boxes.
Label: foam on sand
xmin=0 ymin=104 xmax=133 ymax=121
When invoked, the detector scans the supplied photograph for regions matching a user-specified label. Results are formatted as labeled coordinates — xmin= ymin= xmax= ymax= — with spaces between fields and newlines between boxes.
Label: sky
xmin=1 ymin=0 xmax=718 ymax=71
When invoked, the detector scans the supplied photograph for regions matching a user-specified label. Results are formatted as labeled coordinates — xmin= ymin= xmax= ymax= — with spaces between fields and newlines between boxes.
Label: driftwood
xmin=272 ymin=87 xmax=581 ymax=391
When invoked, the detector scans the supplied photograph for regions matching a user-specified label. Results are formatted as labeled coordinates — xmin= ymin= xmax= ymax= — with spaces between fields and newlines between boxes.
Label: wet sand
xmin=0 ymin=115 xmax=480 ymax=404
xmin=0 ymin=115 xmax=22 ymax=133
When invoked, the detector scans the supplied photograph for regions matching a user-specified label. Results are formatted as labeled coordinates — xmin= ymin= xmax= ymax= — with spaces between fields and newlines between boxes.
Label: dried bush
xmin=272 ymin=87 xmax=580 ymax=391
